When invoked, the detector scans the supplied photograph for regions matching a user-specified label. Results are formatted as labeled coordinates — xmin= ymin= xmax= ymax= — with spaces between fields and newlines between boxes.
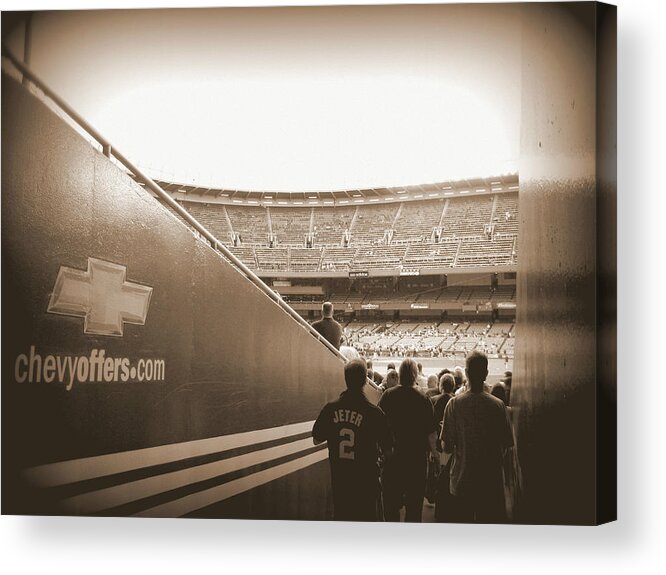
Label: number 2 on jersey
xmin=339 ymin=427 xmax=355 ymax=460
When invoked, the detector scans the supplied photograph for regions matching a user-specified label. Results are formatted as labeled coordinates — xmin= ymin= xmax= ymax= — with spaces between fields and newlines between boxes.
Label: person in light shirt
xmin=441 ymin=351 xmax=514 ymax=523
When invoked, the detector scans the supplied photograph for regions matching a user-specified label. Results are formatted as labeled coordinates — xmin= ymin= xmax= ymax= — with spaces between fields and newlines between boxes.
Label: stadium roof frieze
xmin=153 ymin=173 xmax=519 ymax=207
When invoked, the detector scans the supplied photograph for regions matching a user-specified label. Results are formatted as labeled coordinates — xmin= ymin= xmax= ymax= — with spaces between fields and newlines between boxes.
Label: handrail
xmin=2 ymin=45 xmax=114 ymax=158
xmin=1 ymin=45 xmax=347 ymax=363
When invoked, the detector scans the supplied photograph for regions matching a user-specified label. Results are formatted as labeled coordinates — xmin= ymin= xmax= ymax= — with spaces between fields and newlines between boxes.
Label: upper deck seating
xmin=270 ymin=207 xmax=311 ymax=246
xmin=255 ymin=247 xmax=289 ymax=271
xmin=165 ymin=192 xmax=518 ymax=272
xmin=351 ymin=246 xmax=408 ymax=270
xmin=228 ymin=246 xmax=257 ymax=268
xmin=182 ymin=202 xmax=233 ymax=243
xmin=441 ymin=195 xmax=494 ymax=238
xmin=312 ymin=206 xmax=356 ymax=246
xmin=350 ymin=204 xmax=399 ymax=245
xmin=456 ymin=237 xmax=515 ymax=266
xmin=321 ymin=246 xmax=357 ymax=271
xmin=226 ymin=205 xmax=270 ymax=245
xmin=289 ymin=247 xmax=322 ymax=272
xmin=492 ymin=192 xmax=519 ymax=235
xmin=403 ymin=242 xmax=457 ymax=268
xmin=392 ymin=199 xmax=446 ymax=243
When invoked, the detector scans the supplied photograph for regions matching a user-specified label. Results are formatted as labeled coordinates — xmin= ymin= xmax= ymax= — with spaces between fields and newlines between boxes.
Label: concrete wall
xmin=1 ymin=75 xmax=345 ymax=518
xmin=513 ymin=2 xmax=616 ymax=525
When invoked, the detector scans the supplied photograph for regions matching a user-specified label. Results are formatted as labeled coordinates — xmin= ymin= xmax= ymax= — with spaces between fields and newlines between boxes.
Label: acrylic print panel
xmin=1 ymin=2 xmax=616 ymax=525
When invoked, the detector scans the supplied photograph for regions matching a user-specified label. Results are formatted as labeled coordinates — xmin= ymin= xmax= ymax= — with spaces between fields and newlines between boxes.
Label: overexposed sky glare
xmin=5 ymin=5 xmax=520 ymax=191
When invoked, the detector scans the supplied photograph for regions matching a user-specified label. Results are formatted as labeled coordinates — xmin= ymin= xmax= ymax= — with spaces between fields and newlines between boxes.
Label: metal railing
xmin=1 ymin=45 xmax=346 ymax=363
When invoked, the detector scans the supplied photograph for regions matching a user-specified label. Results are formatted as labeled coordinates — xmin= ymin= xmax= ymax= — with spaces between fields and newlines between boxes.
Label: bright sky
xmin=6 ymin=4 xmax=520 ymax=192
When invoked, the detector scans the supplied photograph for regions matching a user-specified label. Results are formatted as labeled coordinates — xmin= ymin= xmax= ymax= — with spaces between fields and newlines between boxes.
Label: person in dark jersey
xmin=313 ymin=358 xmax=391 ymax=521
xmin=378 ymin=358 xmax=439 ymax=522
xmin=311 ymin=301 xmax=343 ymax=350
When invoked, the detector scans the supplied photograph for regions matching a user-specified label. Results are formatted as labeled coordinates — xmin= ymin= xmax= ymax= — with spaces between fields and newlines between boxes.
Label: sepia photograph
xmin=2 ymin=0 xmax=616 ymax=531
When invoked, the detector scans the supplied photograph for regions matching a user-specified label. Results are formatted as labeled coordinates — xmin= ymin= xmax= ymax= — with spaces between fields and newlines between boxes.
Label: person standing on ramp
xmin=313 ymin=358 xmax=391 ymax=521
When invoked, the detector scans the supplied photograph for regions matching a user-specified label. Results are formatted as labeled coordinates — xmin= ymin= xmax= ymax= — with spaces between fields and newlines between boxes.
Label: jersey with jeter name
xmin=312 ymin=390 xmax=389 ymax=474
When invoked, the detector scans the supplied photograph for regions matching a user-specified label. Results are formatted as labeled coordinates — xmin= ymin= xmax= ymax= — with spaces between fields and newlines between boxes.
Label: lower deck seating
xmin=340 ymin=320 xmax=516 ymax=358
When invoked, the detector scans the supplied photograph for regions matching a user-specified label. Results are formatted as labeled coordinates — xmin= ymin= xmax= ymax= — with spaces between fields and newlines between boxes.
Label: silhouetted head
xmin=465 ymin=351 xmax=489 ymax=391
xmin=439 ymin=373 xmax=455 ymax=394
xmin=385 ymin=369 xmax=399 ymax=389
xmin=344 ymin=358 xmax=367 ymax=392
xmin=452 ymin=367 xmax=465 ymax=391
xmin=387 ymin=363 xmax=396 ymax=371
xmin=437 ymin=368 xmax=451 ymax=379
xmin=366 ymin=359 xmax=374 ymax=370
xmin=399 ymin=358 xmax=419 ymax=387
xmin=417 ymin=362 xmax=423 ymax=374
xmin=501 ymin=374 xmax=512 ymax=403
xmin=322 ymin=301 xmax=334 ymax=318
xmin=491 ymin=382 xmax=507 ymax=404
xmin=427 ymin=374 xmax=438 ymax=389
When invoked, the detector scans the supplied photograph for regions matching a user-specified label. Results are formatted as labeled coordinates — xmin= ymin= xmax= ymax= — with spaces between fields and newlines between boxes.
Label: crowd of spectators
xmin=342 ymin=320 xmax=514 ymax=359
xmin=313 ymin=345 xmax=516 ymax=522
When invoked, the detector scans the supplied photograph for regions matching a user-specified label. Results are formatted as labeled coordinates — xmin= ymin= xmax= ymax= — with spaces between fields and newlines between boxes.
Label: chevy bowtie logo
xmin=47 ymin=258 xmax=153 ymax=336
